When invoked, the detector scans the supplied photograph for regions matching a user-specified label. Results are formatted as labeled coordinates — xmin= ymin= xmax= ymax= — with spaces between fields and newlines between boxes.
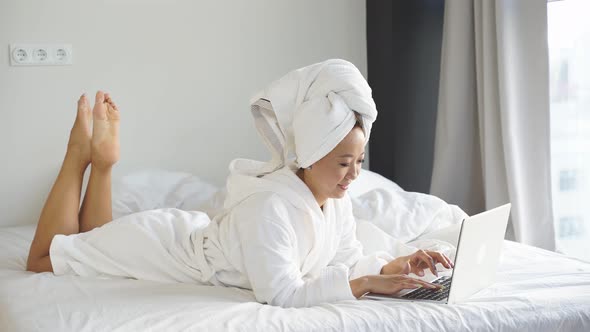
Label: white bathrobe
xmin=50 ymin=166 xmax=392 ymax=308
xmin=50 ymin=209 xmax=217 ymax=284
xmin=206 ymin=165 xmax=393 ymax=307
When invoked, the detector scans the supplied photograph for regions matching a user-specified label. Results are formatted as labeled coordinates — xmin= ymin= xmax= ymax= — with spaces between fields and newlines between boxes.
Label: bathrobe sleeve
xmin=329 ymin=195 xmax=394 ymax=280
xmin=234 ymin=193 xmax=356 ymax=308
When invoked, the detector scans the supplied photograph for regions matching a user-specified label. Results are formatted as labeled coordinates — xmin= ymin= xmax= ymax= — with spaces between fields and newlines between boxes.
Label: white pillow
xmin=112 ymin=169 xmax=220 ymax=219
xmin=347 ymin=169 xmax=403 ymax=198
xmin=351 ymin=187 xmax=467 ymax=243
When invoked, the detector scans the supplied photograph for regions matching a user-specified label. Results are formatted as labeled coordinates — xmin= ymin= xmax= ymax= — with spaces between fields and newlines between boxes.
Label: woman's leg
xmin=79 ymin=92 xmax=120 ymax=232
xmin=26 ymin=94 xmax=92 ymax=272
xmin=26 ymin=91 xmax=120 ymax=273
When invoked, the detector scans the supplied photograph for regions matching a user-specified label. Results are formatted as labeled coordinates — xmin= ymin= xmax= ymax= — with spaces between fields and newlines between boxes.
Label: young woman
xmin=26 ymin=60 xmax=452 ymax=308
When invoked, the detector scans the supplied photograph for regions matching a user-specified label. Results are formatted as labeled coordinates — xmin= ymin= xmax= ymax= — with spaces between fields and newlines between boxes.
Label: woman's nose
xmin=348 ymin=164 xmax=360 ymax=180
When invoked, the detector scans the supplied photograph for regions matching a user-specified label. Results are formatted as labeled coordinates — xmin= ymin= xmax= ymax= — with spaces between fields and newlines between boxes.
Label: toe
xmin=93 ymin=91 xmax=107 ymax=120
xmin=108 ymin=99 xmax=118 ymax=111
xmin=77 ymin=94 xmax=87 ymax=111
xmin=106 ymin=103 xmax=120 ymax=121
xmin=95 ymin=91 xmax=105 ymax=105
xmin=105 ymin=95 xmax=117 ymax=109
xmin=83 ymin=94 xmax=91 ymax=110
xmin=103 ymin=93 xmax=120 ymax=118
xmin=79 ymin=94 xmax=92 ymax=112
xmin=76 ymin=94 xmax=91 ymax=124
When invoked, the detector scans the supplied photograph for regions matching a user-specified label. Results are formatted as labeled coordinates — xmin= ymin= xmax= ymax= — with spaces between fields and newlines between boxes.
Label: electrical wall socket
xmin=9 ymin=44 xmax=73 ymax=66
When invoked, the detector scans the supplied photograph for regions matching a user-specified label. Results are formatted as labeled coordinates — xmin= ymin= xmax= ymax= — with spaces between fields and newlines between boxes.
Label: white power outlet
xmin=33 ymin=48 xmax=48 ymax=62
xmin=12 ymin=48 xmax=29 ymax=63
xmin=9 ymin=44 xmax=73 ymax=66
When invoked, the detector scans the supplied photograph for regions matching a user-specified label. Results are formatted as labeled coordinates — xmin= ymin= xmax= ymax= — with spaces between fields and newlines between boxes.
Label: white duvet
xmin=110 ymin=169 xmax=467 ymax=258
xmin=1 ymin=169 xmax=589 ymax=332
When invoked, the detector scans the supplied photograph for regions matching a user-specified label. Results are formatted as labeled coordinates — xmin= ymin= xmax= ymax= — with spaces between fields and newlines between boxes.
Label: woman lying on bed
xmin=26 ymin=59 xmax=453 ymax=308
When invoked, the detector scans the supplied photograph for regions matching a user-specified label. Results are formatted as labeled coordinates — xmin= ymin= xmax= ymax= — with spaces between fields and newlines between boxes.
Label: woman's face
xmin=302 ymin=126 xmax=366 ymax=207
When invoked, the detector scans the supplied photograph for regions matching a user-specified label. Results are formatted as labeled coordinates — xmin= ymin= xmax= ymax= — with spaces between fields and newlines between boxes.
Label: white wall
xmin=0 ymin=0 xmax=367 ymax=226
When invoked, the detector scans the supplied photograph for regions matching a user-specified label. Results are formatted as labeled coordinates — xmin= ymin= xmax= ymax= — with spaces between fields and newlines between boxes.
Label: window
xmin=558 ymin=216 xmax=585 ymax=238
xmin=548 ymin=0 xmax=590 ymax=261
xmin=559 ymin=169 xmax=578 ymax=191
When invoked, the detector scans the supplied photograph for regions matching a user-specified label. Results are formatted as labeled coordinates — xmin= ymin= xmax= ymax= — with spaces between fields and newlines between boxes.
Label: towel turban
xmin=249 ymin=59 xmax=378 ymax=174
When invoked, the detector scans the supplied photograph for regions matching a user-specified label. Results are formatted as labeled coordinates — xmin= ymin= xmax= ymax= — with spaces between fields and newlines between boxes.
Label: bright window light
xmin=548 ymin=0 xmax=590 ymax=261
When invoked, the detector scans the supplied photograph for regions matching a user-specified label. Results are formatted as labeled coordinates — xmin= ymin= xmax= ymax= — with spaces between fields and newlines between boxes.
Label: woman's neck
xmin=296 ymin=168 xmax=327 ymax=209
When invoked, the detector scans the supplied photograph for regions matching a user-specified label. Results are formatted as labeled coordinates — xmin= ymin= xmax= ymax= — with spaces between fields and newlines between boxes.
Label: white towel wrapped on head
xmin=242 ymin=59 xmax=377 ymax=175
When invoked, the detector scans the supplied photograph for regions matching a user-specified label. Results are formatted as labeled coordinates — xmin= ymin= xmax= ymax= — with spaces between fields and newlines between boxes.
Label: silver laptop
xmin=363 ymin=203 xmax=511 ymax=304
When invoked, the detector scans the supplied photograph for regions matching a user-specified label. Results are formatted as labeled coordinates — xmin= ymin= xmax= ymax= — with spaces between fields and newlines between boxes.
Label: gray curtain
xmin=430 ymin=0 xmax=555 ymax=250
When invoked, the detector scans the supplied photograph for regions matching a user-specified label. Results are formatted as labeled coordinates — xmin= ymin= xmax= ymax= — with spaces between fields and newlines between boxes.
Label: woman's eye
xmin=340 ymin=163 xmax=349 ymax=167
xmin=357 ymin=159 xmax=365 ymax=164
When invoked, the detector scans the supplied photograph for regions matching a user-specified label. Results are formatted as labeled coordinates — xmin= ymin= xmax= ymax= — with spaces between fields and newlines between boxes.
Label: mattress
xmin=2 ymin=169 xmax=589 ymax=331
xmin=1 ymin=224 xmax=589 ymax=332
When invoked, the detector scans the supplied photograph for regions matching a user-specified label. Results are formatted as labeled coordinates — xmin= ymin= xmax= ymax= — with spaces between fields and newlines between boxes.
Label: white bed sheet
xmin=1 ymin=225 xmax=589 ymax=332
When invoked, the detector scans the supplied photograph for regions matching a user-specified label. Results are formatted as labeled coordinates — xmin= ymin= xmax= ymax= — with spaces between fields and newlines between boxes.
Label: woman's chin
xmin=332 ymin=190 xmax=347 ymax=199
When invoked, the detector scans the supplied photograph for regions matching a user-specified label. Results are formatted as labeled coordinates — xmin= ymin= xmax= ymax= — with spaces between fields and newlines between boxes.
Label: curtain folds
xmin=430 ymin=0 xmax=555 ymax=250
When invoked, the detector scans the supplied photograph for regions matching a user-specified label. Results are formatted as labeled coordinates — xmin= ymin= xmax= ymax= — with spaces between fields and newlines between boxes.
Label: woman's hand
xmin=349 ymin=274 xmax=442 ymax=298
xmin=380 ymin=250 xmax=454 ymax=277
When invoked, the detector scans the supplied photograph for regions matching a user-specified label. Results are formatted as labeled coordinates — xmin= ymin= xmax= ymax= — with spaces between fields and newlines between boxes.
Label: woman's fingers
xmin=394 ymin=283 xmax=428 ymax=293
xmin=409 ymin=250 xmax=456 ymax=276
xmin=369 ymin=274 xmax=442 ymax=295
xmin=406 ymin=278 xmax=440 ymax=290
xmin=396 ymin=275 xmax=440 ymax=290
xmin=428 ymin=251 xmax=454 ymax=269
xmin=413 ymin=250 xmax=438 ymax=276
xmin=446 ymin=253 xmax=455 ymax=268
xmin=439 ymin=252 xmax=454 ymax=269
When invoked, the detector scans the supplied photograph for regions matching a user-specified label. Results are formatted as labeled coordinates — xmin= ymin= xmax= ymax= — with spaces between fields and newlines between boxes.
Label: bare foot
xmin=91 ymin=91 xmax=120 ymax=170
xmin=67 ymin=94 xmax=92 ymax=164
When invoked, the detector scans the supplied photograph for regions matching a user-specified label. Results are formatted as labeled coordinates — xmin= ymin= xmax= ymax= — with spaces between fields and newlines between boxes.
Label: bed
xmin=1 ymin=169 xmax=589 ymax=332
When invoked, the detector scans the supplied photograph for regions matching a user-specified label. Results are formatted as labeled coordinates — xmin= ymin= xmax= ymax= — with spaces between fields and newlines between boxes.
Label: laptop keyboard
xmin=401 ymin=276 xmax=452 ymax=301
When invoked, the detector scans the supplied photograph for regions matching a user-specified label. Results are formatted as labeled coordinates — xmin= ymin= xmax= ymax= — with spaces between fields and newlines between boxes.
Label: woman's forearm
xmin=349 ymin=276 xmax=370 ymax=298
